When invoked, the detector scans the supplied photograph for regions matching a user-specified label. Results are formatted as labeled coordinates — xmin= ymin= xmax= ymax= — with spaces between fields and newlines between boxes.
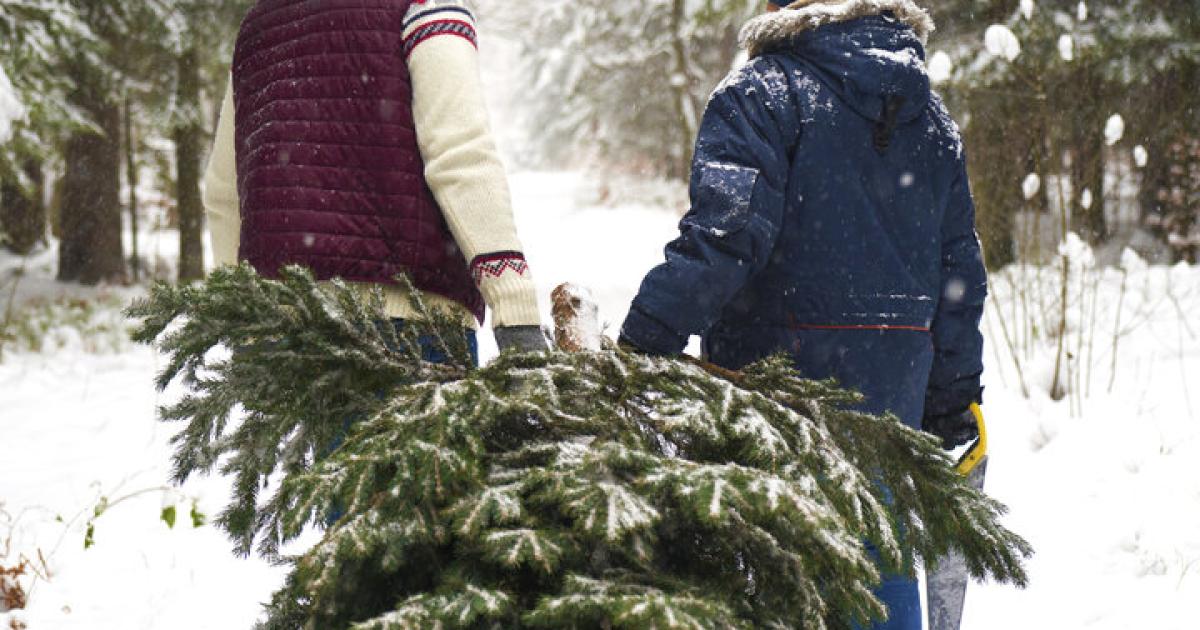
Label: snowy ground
xmin=2 ymin=171 xmax=1199 ymax=629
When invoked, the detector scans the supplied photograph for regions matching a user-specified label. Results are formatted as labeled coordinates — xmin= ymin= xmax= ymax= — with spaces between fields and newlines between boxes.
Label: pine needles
xmin=127 ymin=264 xmax=1031 ymax=629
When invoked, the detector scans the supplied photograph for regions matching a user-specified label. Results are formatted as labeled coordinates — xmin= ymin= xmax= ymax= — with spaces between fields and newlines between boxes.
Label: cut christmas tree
xmin=127 ymin=264 xmax=1031 ymax=629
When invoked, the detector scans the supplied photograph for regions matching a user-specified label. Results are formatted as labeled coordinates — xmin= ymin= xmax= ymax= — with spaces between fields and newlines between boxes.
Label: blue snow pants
xmin=707 ymin=326 xmax=932 ymax=630
xmin=791 ymin=328 xmax=929 ymax=630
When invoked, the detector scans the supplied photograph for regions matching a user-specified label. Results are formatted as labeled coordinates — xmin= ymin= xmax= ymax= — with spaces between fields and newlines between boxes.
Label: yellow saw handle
xmin=955 ymin=403 xmax=987 ymax=476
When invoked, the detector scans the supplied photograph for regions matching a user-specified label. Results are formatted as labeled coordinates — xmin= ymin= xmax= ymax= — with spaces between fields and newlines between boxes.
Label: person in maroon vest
xmin=203 ymin=0 xmax=548 ymax=358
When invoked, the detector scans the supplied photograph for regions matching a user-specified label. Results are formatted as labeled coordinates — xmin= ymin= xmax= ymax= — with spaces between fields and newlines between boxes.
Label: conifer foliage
xmin=127 ymin=264 xmax=1031 ymax=629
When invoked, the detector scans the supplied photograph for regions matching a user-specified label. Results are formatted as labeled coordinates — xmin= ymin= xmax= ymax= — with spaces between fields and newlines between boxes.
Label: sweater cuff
xmin=402 ymin=1 xmax=478 ymax=59
xmin=471 ymin=252 xmax=541 ymax=327
xmin=620 ymin=306 xmax=688 ymax=356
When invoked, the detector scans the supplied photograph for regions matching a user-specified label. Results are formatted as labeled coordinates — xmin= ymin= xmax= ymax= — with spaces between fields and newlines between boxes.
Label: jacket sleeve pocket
xmin=683 ymin=162 xmax=761 ymax=237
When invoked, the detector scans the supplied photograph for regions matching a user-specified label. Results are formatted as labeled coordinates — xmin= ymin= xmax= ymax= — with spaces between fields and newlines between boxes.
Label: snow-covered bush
xmin=927 ymin=0 xmax=1199 ymax=264
xmin=0 ymin=66 xmax=23 ymax=144
xmin=0 ymin=294 xmax=132 ymax=358
xmin=0 ymin=0 xmax=91 ymax=164
xmin=984 ymin=236 xmax=1198 ymax=413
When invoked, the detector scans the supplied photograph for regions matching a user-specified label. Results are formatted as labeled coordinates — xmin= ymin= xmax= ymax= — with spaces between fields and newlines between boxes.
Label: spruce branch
xmin=129 ymin=266 xmax=1031 ymax=629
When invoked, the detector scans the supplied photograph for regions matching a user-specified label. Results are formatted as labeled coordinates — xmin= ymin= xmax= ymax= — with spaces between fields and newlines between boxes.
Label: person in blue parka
xmin=618 ymin=1 xmax=988 ymax=628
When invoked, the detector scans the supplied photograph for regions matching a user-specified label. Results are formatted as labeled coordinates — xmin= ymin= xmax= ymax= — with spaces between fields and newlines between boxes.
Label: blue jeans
xmin=866 ymin=578 xmax=921 ymax=630
xmin=781 ymin=330 xmax=926 ymax=629
xmin=855 ymin=542 xmax=921 ymax=630
xmin=325 ymin=319 xmax=478 ymax=524
xmin=384 ymin=318 xmax=480 ymax=365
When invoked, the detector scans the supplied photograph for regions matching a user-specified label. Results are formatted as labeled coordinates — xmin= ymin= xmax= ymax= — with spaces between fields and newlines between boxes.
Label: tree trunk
xmin=668 ymin=0 xmax=698 ymax=181
xmin=1069 ymin=70 xmax=1108 ymax=244
xmin=974 ymin=175 xmax=1019 ymax=269
xmin=58 ymin=102 xmax=126 ymax=285
xmin=176 ymin=45 xmax=206 ymax=282
xmin=126 ymin=92 xmax=141 ymax=283
xmin=963 ymin=92 xmax=1018 ymax=269
xmin=1069 ymin=135 xmax=1108 ymax=244
xmin=0 ymin=158 xmax=47 ymax=255
xmin=1137 ymin=135 xmax=1169 ymax=228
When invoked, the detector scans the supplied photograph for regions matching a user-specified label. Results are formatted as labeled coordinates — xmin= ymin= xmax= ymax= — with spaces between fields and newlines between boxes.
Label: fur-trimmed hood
xmin=740 ymin=0 xmax=935 ymax=58
xmin=736 ymin=0 xmax=935 ymax=125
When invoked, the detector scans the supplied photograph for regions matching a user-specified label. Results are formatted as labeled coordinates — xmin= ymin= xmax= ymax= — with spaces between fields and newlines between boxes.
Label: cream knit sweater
xmin=203 ymin=1 xmax=541 ymax=329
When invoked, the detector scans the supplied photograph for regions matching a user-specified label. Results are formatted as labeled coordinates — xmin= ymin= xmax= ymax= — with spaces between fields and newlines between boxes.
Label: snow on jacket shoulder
xmin=621 ymin=56 xmax=800 ymax=357
xmin=621 ymin=3 xmax=987 ymax=420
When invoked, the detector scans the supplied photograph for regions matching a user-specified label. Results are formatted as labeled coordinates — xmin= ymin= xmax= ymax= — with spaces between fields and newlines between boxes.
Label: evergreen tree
xmin=128 ymin=265 xmax=1031 ymax=629
xmin=12 ymin=0 xmax=251 ymax=281
xmin=0 ymin=0 xmax=89 ymax=255
xmin=0 ymin=0 xmax=90 ymax=152
xmin=111 ymin=0 xmax=252 ymax=282
xmin=928 ymin=0 xmax=1200 ymax=257
xmin=55 ymin=1 xmax=151 ymax=284
xmin=490 ymin=0 xmax=757 ymax=180
xmin=0 ymin=156 xmax=46 ymax=255
xmin=162 ymin=0 xmax=254 ymax=282
xmin=171 ymin=5 xmax=207 ymax=283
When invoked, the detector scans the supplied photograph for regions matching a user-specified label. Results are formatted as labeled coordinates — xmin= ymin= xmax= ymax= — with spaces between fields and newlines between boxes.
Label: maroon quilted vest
xmin=232 ymin=0 xmax=485 ymax=322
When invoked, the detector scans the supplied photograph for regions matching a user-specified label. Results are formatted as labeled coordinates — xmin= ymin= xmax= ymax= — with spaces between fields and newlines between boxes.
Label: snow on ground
xmin=962 ymin=257 xmax=1200 ymax=628
xmin=0 ymin=347 xmax=286 ymax=629
xmin=2 ymin=171 xmax=1199 ymax=629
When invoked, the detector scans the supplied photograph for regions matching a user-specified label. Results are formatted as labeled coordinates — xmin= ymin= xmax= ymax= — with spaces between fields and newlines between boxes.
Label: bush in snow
xmin=0 ymin=294 xmax=131 ymax=359
xmin=927 ymin=0 xmax=1200 ymax=263
xmin=1150 ymin=136 xmax=1200 ymax=263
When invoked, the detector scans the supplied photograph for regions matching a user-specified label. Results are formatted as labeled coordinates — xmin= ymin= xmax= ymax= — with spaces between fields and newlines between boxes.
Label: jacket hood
xmin=739 ymin=0 xmax=934 ymax=123
xmin=741 ymin=0 xmax=935 ymax=55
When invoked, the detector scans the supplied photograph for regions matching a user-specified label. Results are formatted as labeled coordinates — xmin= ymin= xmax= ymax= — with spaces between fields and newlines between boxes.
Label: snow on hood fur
xmin=740 ymin=0 xmax=935 ymax=57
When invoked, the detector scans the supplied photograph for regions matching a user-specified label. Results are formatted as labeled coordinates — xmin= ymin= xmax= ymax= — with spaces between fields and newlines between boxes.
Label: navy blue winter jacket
xmin=621 ymin=10 xmax=987 ymax=422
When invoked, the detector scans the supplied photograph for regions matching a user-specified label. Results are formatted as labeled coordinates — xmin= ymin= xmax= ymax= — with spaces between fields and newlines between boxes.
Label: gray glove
xmin=494 ymin=325 xmax=552 ymax=354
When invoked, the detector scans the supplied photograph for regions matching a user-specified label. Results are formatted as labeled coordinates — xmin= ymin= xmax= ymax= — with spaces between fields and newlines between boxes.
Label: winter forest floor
xmin=2 ymin=170 xmax=1199 ymax=629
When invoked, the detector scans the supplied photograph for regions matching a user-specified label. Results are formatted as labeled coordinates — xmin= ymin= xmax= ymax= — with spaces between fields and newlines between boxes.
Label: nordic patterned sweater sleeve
xmin=403 ymin=0 xmax=542 ymax=328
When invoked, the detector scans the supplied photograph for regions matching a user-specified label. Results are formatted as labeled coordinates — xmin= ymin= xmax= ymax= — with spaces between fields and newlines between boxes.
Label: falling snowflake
xmin=1022 ymin=173 xmax=1041 ymax=200
xmin=1133 ymin=145 xmax=1149 ymax=168
xmin=928 ymin=51 xmax=954 ymax=84
xmin=1058 ymin=35 xmax=1074 ymax=62
xmin=1104 ymin=114 xmax=1125 ymax=146
xmin=984 ymin=25 xmax=1021 ymax=62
